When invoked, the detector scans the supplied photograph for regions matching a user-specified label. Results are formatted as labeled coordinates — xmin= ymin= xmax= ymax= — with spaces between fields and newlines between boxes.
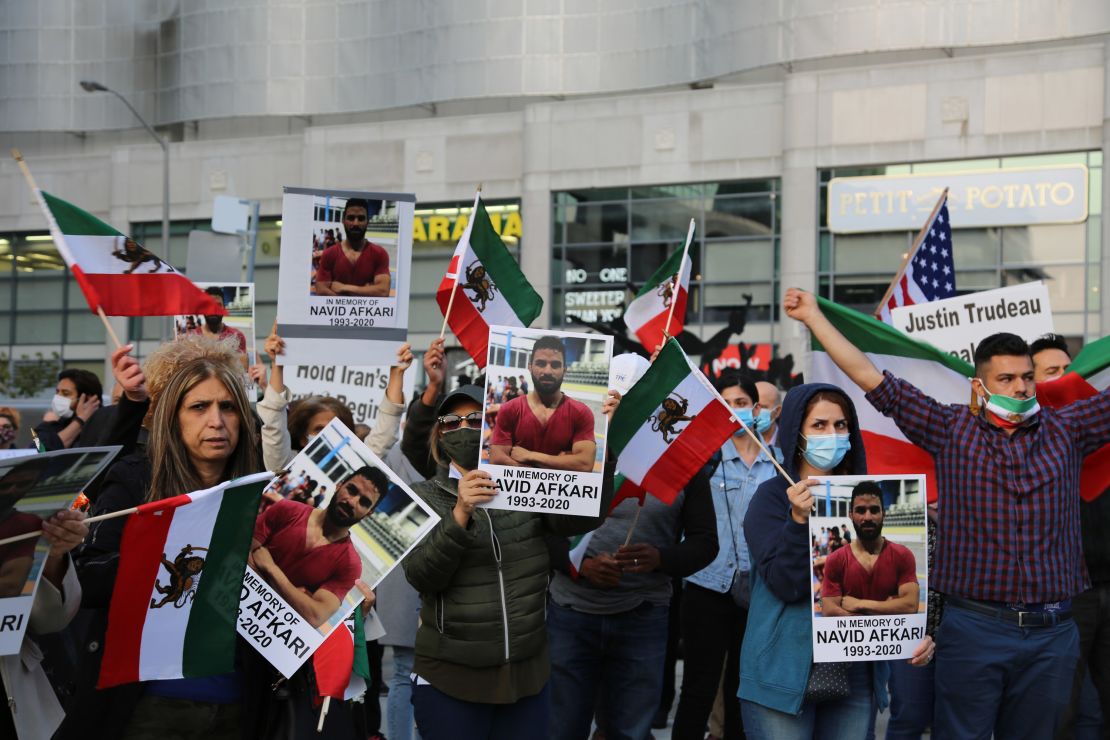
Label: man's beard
xmin=531 ymin=373 xmax=561 ymax=395
xmin=345 ymin=227 xmax=366 ymax=247
xmin=204 ymin=316 xmax=223 ymax=332
xmin=325 ymin=497 xmax=360 ymax=527
xmin=853 ymin=520 xmax=882 ymax=543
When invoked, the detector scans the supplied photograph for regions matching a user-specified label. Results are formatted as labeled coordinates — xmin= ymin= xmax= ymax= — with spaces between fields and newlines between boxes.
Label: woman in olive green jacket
xmin=402 ymin=384 xmax=618 ymax=739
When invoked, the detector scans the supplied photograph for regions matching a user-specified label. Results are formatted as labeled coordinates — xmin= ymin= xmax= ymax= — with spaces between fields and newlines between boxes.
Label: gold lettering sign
xmin=412 ymin=211 xmax=522 ymax=242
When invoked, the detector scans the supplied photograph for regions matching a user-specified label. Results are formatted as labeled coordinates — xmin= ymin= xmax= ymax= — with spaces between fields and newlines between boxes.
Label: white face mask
xmin=51 ymin=393 xmax=74 ymax=419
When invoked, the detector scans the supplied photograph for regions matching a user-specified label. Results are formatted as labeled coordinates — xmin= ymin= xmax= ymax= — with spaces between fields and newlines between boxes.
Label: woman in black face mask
xmin=402 ymin=384 xmax=619 ymax=740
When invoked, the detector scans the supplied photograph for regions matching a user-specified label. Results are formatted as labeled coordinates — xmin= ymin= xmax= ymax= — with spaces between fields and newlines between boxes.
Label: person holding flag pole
xmin=782 ymin=286 xmax=1110 ymax=739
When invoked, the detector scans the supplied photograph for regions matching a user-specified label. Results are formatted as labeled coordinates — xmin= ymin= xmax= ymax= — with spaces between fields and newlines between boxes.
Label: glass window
xmin=1003 ymin=265 xmax=1086 ymax=312
xmin=562 ymin=245 xmax=628 ymax=285
xmin=705 ymin=197 xmax=773 ymax=237
xmin=563 ymin=203 xmax=628 ymax=245
xmin=15 ymin=311 xmax=64 ymax=344
xmin=15 ymin=274 xmax=65 ymax=311
xmin=833 ymin=233 xmax=908 ymax=275
xmin=1001 ymin=224 xmax=1085 ymax=264
xmin=66 ymin=312 xmax=106 ymax=344
xmin=705 ymin=239 xmax=773 ymax=282
xmin=630 ymin=242 xmax=697 ymax=283
xmin=952 ymin=228 xmax=1000 ymax=270
xmin=630 ymin=200 xmax=696 ymax=242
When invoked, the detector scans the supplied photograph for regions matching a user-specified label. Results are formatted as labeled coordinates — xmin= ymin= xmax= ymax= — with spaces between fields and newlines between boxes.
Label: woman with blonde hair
xmin=0 ymin=407 xmax=20 ymax=449
xmin=58 ymin=348 xmax=263 ymax=740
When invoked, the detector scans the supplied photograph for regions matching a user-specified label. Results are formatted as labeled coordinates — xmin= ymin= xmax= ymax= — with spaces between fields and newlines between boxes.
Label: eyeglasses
xmin=853 ymin=505 xmax=882 ymax=515
xmin=437 ymin=411 xmax=483 ymax=431
xmin=531 ymin=359 xmax=563 ymax=369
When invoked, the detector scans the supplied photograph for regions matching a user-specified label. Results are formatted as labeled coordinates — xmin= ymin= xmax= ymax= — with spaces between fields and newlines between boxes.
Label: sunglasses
xmin=438 ymin=411 xmax=483 ymax=431
xmin=853 ymin=505 xmax=882 ymax=515
xmin=531 ymin=359 xmax=563 ymax=369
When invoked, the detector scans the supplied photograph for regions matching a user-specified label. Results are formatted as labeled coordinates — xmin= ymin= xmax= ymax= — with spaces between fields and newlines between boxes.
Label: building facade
xmin=1 ymin=0 xmax=1108 ymax=387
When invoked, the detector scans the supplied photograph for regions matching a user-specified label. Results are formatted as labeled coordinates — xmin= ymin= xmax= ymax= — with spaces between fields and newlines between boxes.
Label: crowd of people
xmin=0 ymin=286 xmax=1108 ymax=740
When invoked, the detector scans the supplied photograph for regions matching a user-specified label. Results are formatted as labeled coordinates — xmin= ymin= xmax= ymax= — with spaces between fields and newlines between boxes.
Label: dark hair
xmin=796 ymin=389 xmax=855 ymax=475
xmin=973 ymin=333 xmax=1030 ymax=373
xmin=715 ymin=369 xmax=758 ymax=406
xmin=531 ymin=335 xmax=566 ymax=363
xmin=204 ymin=286 xmax=225 ymax=301
xmin=343 ymin=198 xmax=370 ymax=218
xmin=850 ymin=480 xmax=883 ymax=504
xmin=1029 ymin=333 xmax=1071 ymax=360
xmin=59 ymin=368 xmax=102 ymax=400
xmin=342 ymin=465 xmax=391 ymax=511
xmin=287 ymin=396 xmax=356 ymax=449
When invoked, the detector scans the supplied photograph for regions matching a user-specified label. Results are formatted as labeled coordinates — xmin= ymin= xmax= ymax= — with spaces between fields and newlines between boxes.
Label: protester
xmin=401 ymin=337 xmax=449 ymax=479
xmin=58 ymin=343 xmax=262 ymax=740
xmin=0 ymin=507 xmax=88 ymax=739
xmin=1030 ymin=333 xmax=1072 ymax=382
xmin=35 ymin=367 xmax=103 ymax=450
xmin=314 ymin=198 xmax=391 ymax=297
xmin=819 ymin=481 xmax=919 ymax=617
xmin=259 ymin=324 xmax=412 ymax=470
xmin=784 ymin=287 xmax=1108 ymax=738
xmin=755 ymin=380 xmax=782 ymax=445
xmin=376 ymin=567 xmax=422 ymax=740
xmin=0 ymin=406 xmax=20 ymax=449
xmin=488 ymin=335 xmax=596 ymax=473
xmin=546 ymin=456 xmax=717 ymax=739
xmin=739 ymin=381 xmax=932 ymax=738
xmin=401 ymin=384 xmax=619 ymax=739
xmin=673 ymin=371 xmax=779 ymax=740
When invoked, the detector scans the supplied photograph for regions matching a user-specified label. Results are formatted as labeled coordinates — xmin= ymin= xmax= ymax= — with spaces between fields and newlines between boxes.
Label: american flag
xmin=878 ymin=194 xmax=955 ymax=324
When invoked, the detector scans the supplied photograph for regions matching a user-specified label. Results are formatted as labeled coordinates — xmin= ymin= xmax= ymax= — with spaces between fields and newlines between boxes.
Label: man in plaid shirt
xmin=784 ymin=288 xmax=1110 ymax=739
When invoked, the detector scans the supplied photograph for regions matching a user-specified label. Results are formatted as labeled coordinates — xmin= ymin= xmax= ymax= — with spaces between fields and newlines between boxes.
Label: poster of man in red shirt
xmin=276 ymin=188 xmax=415 ymax=366
xmin=479 ymin=326 xmax=613 ymax=517
xmin=809 ymin=475 xmax=928 ymax=663
xmin=174 ymin=283 xmax=255 ymax=373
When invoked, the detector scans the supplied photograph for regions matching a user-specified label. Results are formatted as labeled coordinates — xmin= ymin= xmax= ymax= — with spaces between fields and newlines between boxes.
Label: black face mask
xmin=437 ymin=427 xmax=481 ymax=469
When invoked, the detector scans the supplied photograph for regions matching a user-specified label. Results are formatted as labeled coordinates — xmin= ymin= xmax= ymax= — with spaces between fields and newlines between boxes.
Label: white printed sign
xmin=478 ymin=326 xmax=613 ymax=517
xmin=282 ymin=364 xmax=415 ymax=427
xmin=891 ymin=282 xmax=1054 ymax=364
xmin=237 ymin=565 xmax=353 ymax=678
xmin=811 ymin=475 xmax=928 ymax=663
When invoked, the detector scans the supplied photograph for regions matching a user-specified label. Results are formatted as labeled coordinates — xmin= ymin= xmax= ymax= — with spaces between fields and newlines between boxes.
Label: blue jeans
xmin=412 ymin=680 xmax=549 ymax=740
xmin=934 ymin=602 xmax=1080 ymax=739
xmin=388 ymin=646 xmax=418 ymax=740
xmin=740 ymin=662 xmax=873 ymax=740
xmin=885 ymin=656 xmax=935 ymax=739
xmin=547 ymin=599 xmax=669 ymax=740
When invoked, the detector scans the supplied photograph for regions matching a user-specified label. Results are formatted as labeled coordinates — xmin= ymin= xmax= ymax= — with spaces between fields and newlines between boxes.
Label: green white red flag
xmin=437 ymin=193 xmax=542 ymax=368
xmin=608 ymin=339 xmax=739 ymax=504
xmin=623 ymin=227 xmax=693 ymax=351
xmin=809 ymin=297 xmax=973 ymax=503
xmin=1037 ymin=334 xmax=1110 ymax=501
xmin=98 ymin=472 xmax=271 ymax=688
xmin=312 ymin=605 xmax=373 ymax=701
xmin=32 ymin=191 xmax=224 ymax=317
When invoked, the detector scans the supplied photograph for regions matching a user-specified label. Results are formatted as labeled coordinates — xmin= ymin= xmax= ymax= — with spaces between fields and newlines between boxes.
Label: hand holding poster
xmin=0 ymin=447 xmax=120 ymax=655
xmin=276 ymin=188 xmax=415 ymax=366
xmin=478 ymin=326 xmax=614 ymax=517
xmin=241 ymin=418 xmax=439 ymax=676
xmin=810 ymin=475 xmax=928 ymax=663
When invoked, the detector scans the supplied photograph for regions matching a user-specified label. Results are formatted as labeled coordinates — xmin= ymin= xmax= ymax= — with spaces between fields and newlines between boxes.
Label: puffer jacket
xmin=404 ymin=463 xmax=614 ymax=668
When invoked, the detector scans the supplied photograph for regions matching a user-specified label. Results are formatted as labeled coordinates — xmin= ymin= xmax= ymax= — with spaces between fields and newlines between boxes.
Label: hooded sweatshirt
xmin=739 ymin=382 xmax=884 ymax=716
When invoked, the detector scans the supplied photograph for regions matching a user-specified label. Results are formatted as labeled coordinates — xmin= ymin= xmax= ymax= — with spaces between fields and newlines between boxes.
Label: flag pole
xmin=10 ymin=149 xmax=123 ymax=349
xmin=661 ymin=219 xmax=696 ymax=339
xmin=873 ymin=188 xmax=949 ymax=319
xmin=316 ymin=697 xmax=331 ymax=733
xmin=622 ymin=500 xmax=644 ymax=547
xmin=438 ymin=185 xmax=483 ymax=340
xmin=0 ymin=504 xmax=138 ymax=547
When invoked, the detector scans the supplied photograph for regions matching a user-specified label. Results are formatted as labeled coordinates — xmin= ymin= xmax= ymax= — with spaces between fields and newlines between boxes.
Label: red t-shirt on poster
xmin=252 ymin=498 xmax=360 ymax=600
xmin=315 ymin=242 xmax=390 ymax=288
xmin=821 ymin=539 xmax=917 ymax=603
xmin=490 ymin=394 xmax=595 ymax=457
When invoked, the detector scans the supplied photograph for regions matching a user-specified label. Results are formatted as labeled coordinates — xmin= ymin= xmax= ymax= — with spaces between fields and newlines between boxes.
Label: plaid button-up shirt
xmin=866 ymin=371 xmax=1110 ymax=603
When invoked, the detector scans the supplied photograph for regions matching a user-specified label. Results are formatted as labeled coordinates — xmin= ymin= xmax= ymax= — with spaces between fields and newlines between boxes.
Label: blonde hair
xmin=147 ymin=356 xmax=260 ymax=502
xmin=0 ymin=407 xmax=21 ymax=430
xmin=143 ymin=334 xmax=243 ymax=428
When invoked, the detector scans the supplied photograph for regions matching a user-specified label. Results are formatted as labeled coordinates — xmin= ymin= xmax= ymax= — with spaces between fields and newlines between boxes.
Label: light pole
xmin=79 ymin=80 xmax=169 ymax=255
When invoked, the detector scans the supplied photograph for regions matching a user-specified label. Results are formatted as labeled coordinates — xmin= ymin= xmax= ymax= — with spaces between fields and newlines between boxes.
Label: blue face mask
xmin=733 ymin=407 xmax=754 ymax=434
xmin=802 ymin=433 xmax=851 ymax=471
xmin=755 ymin=408 xmax=774 ymax=435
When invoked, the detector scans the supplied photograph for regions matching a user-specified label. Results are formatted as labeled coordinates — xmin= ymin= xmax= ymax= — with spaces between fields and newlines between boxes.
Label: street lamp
xmin=79 ymin=80 xmax=169 ymax=256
